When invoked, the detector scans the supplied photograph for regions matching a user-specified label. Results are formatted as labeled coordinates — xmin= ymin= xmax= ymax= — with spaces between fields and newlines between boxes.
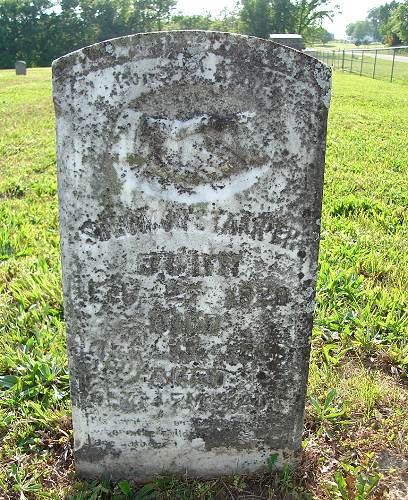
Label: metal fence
xmin=306 ymin=46 xmax=408 ymax=85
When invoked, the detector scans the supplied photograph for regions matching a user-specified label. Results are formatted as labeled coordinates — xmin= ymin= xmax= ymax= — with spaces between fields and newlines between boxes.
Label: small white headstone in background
xmin=15 ymin=61 xmax=26 ymax=75
xmin=269 ymin=34 xmax=306 ymax=50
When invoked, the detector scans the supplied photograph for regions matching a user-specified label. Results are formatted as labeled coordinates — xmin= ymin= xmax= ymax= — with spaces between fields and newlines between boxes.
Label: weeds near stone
xmin=309 ymin=389 xmax=346 ymax=427
xmin=330 ymin=470 xmax=382 ymax=499
xmin=266 ymin=453 xmax=279 ymax=473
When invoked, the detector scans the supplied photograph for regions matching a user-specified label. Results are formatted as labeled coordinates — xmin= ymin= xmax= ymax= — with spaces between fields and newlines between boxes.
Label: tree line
xmin=0 ymin=0 xmax=337 ymax=68
xmin=346 ymin=1 xmax=408 ymax=46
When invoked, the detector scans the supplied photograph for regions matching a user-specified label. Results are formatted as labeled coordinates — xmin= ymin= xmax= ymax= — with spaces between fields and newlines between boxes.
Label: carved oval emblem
xmin=111 ymin=85 xmax=273 ymax=203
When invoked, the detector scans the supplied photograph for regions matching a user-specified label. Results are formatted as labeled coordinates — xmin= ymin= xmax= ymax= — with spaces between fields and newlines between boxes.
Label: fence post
xmin=373 ymin=49 xmax=378 ymax=79
xmin=332 ymin=50 xmax=335 ymax=68
xmin=390 ymin=48 xmax=396 ymax=82
xmin=350 ymin=50 xmax=354 ymax=73
xmin=342 ymin=49 xmax=345 ymax=71
xmin=360 ymin=50 xmax=364 ymax=76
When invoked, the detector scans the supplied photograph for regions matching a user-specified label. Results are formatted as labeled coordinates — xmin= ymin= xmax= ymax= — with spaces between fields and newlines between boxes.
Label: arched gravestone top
xmin=53 ymin=31 xmax=331 ymax=480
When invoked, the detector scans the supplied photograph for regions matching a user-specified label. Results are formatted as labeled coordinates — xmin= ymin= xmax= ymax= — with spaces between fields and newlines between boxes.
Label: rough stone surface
xmin=15 ymin=60 xmax=26 ymax=75
xmin=52 ymin=30 xmax=331 ymax=481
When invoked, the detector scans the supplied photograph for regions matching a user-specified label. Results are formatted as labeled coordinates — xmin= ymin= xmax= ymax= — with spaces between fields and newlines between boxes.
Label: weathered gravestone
xmin=15 ymin=60 xmax=27 ymax=75
xmin=52 ymin=31 xmax=331 ymax=480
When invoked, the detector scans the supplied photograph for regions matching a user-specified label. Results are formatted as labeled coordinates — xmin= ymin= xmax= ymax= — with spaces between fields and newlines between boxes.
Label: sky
xmin=175 ymin=0 xmax=388 ymax=38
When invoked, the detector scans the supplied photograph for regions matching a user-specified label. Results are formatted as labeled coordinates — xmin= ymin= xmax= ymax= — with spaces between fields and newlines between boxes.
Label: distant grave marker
xmin=269 ymin=34 xmax=306 ymax=50
xmin=53 ymin=31 xmax=331 ymax=480
xmin=15 ymin=61 xmax=26 ymax=75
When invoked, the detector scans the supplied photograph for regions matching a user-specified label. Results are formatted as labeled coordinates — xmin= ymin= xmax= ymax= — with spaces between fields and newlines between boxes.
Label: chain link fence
xmin=305 ymin=46 xmax=408 ymax=85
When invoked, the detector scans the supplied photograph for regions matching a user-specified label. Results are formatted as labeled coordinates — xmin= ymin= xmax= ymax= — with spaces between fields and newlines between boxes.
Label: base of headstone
xmin=76 ymin=445 xmax=295 ymax=481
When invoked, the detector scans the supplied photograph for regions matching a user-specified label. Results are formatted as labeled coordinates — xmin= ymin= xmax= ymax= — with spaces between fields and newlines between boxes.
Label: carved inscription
xmin=138 ymin=251 xmax=241 ymax=277
xmin=225 ymin=281 xmax=290 ymax=308
xmin=79 ymin=208 xmax=300 ymax=247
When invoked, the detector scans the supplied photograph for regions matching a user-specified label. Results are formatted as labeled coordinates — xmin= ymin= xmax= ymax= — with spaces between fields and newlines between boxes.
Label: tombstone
xmin=15 ymin=61 xmax=26 ymax=75
xmin=269 ymin=34 xmax=306 ymax=51
xmin=52 ymin=31 xmax=331 ymax=480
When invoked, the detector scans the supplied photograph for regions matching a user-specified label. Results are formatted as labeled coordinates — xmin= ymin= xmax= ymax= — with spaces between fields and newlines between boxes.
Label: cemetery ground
xmin=0 ymin=67 xmax=407 ymax=499
xmin=307 ymin=42 xmax=387 ymax=51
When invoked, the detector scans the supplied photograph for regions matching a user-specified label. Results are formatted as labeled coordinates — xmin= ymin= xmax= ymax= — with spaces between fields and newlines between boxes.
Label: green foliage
xmin=164 ymin=10 xmax=239 ymax=33
xmin=0 ymin=0 xmax=54 ymax=68
xmin=266 ymin=452 xmax=279 ymax=472
xmin=314 ymin=72 xmax=408 ymax=377
xmin=367 ymin=1 xmax=400 ymax=42
xmin=165 ymin=14 xmax=213 ymax=31
xmin=346 ymin=1 xmax=407 ymax=46
xmin=332 ymin=470 xmax=381 ymax=499
xmin=0 ymin=0 xmax=341 ymax=67
xmin=9 ymin=463 xmax=43 ymax=498
xmin=277 ymin=463 xmax=294 ymax=493
xmin=319 ymin=27 xmax=335 ymax=44
xmin=271 ymin=0 xmax=297 ymax=33
xmin=295 ymin=0 xmax=337 ymax=40
xmin=389 ymin=0 xmax=408 ymax=44
xmin=117 ymin=480 xmax=132 ymax=496
xmin=238 ymin=0 xmax=337 ymax=40
xmin=309 ymin=389 xmax=346 ymax=424
xmin=239 ymin=0 xmax=275 ymax=38
xmin=67 ymin=479 xmax=111 ymax=499
xmin=0 ymin=0 xmax=177 ymax=68
xmin=345 ymin=20 xmax=373 ymax=44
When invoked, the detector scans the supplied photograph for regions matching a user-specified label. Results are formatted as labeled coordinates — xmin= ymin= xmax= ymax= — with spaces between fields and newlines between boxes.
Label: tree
xmin=346 ymin=20 xmax=373 ymax=44
xmin=0 ymin=0 xmax=178 ymax=67
xmin=210 ymin=7 xmax=240 ymax=32
xmin=165 ymin=14 xmax=213 ymax=30
xmin=164 ymin=8 xmax=239 ymax=32
xmin=321 ymin=28 xmax=334 ymax=43
xmin=0 ymin=0 xmax=339 ymax=68
xmin=389 ymin=0 xmax=408 ymax=44
xmin=312 ymin=27 xmax=334 ymax=44
xmin=0 ymin=0 xmax=55 ymax=67
xmin=239 ymin=0 xmax=337 ymax=40
xmin=293 ymin=0 xmax=337 ymax=40
xmin=239 ymin=0 xmax=274 ymax=38
xmin=367 ymin=1 xmax=399 ymax=42
xmin=269 ymin=0 xmax=296 ymax=33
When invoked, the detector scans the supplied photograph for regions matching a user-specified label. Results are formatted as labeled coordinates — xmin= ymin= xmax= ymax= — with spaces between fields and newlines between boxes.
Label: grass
xmin=308 ymin=41 xmax=386 ymax=51
xmin=0 ymin=67 xmax=407 ymax=498
xmin=309 ymin=50 xmax=408 ymax=85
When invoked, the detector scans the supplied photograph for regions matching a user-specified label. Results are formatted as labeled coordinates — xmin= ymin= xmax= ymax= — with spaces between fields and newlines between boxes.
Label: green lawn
xmin=0 ymin=68 xmax=407 ymax=499
xmin=308 ymin=50 xmax=408 ymax=85
xmin=308 ymin=41 xmax=386 ymax=51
